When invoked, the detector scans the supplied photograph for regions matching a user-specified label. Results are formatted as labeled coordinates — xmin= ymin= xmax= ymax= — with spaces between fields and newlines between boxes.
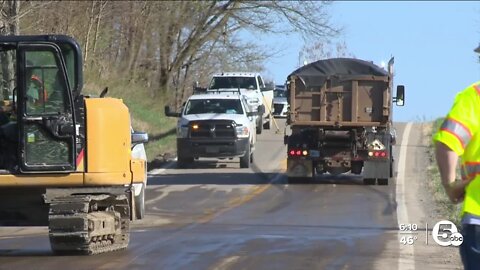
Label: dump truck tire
xmin=363 ymin=178 xmax=376 ymax=185
xmin=377 ymin=178 xmax=389 ymax=185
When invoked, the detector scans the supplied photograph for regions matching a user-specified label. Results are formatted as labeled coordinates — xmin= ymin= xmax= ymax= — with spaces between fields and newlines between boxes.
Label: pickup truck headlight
xmin=177 ymin=125 xmax=189 ymax=138
xmin=235 ymin=126 xmax=249 ymax=138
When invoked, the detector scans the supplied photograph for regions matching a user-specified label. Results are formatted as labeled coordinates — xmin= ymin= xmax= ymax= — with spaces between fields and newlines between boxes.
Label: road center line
xmin=396 ymin=122 xmax=414 ymax=270
xmin=197 ymin=172 xmax=283 ymax=224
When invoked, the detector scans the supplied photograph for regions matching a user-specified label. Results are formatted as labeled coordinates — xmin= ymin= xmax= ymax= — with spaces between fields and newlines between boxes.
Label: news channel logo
xmin=432 ymin=220 xmax=463 ymax=247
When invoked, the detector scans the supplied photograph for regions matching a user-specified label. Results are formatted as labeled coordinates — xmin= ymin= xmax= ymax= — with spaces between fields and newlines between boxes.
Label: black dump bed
xmin=287 ymin=58 xmax=391 ymax=127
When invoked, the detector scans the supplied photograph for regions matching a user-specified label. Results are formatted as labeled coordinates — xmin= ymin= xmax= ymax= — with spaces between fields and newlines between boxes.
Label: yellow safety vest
xmin=433 ymin=82 xmax=480 ymax=216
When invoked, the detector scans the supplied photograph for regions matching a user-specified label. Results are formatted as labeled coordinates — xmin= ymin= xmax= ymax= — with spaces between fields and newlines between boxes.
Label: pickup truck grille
xmin=190 ymin=120 xmax=236 ymax=139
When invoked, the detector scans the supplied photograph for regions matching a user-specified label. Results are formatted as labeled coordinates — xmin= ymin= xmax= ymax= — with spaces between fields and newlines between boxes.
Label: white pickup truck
xmin=206 ymin=72 xmax=274 ymax=134
xmin=165 ymin=91 xmax=258 ymax=168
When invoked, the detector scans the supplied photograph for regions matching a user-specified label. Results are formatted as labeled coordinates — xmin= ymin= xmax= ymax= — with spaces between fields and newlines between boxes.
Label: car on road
xmin=273 ymin=85 xmax=288 ymax=118
xmin=165 ymin=91 xmax=258 ymax=168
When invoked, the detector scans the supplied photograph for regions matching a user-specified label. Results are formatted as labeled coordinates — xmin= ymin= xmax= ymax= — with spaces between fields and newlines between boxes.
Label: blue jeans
xmin=460 ymin=224 xmax=480 ymax=270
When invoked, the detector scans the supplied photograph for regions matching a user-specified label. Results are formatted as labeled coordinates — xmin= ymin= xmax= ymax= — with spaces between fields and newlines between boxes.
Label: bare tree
xmin=300 ymin=39 xmax=354 ymax=66
xmin=83 ymin=1 xmax=96 ymax=65
xmin=10 ymin=1 xmax=339 ymax=103
xmin=0 ymin=0 xmax=19 ymax=35
xmin=149 ymin=0 xmax=339 ymax=103
xmin=0 ymin=0 xmax=19 ymax=98
xmin=127 ymin=2 xmax=151 ymax=80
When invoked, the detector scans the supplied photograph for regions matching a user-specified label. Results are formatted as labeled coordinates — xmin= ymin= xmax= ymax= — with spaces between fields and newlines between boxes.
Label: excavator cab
xmin=0 ymin=35 xmax=148 ymax=255
xmin=0 ymin=35 xmax=83 ymax=173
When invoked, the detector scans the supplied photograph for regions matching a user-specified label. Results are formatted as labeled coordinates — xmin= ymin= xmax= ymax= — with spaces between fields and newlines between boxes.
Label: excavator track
xmin=48 ymin=194 xmax=130 ymax=255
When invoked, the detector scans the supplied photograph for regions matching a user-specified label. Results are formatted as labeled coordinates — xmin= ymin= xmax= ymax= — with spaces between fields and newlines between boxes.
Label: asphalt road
xmin=0 ymin=120 xmax=458 ymax=270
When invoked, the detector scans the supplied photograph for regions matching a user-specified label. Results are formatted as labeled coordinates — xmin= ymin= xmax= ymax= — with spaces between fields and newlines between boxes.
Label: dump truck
xmin=0 ymin=35 xmax=148 ymax=254
xmin=284 ymin=58 xmax=405 ymax=185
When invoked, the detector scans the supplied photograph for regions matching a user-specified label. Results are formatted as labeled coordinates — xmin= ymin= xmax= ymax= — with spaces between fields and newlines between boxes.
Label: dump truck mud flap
xmin=363 ymin=160 xmax=390 ymax=179
xmin=287 ymin=158 xmax=313 ymax=178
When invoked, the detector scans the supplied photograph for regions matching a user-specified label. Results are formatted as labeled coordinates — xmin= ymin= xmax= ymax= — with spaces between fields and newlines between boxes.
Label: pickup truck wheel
xmin=265 ymin=105 xmax=273 ymax=130
xmin=363 ymin=178 xmax=376 ymax=185
xmin=240 ymin=145 xmax=251 ymax=168
xmin=264 ymin=111 xmax=272 ymax=130
xmin=263 ymin=120 xmax=270 ymax=130
xmin=256 ymin=118 xmax=263 ymax=134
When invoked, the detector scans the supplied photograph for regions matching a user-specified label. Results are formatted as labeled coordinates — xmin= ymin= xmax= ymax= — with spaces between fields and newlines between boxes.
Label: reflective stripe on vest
xmin=458 ymin=83 xmax=480 ymax=217
xmin=461 ymin=85 xmax=480 ymax=181
xmin=474 ymin=84 xmax=480 ymax=95
xmin=462 ymin=163 xmax=480 ymax=180
xmin=440 ymin=118 xmax=473 ymax=148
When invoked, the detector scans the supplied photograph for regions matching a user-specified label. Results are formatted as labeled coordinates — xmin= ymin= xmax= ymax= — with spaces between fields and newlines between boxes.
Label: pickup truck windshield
xmin=209 ymin=77 xmax=257 ymax=90
xmin=274 ymin=90 xmax=287 ymax=98
xmin=185 ymin=99 xmax=244 ymax=115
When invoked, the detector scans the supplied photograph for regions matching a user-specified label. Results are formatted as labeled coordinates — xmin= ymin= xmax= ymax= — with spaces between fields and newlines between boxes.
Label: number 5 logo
xmin=432 ymin=220 xmax=463 ymax=247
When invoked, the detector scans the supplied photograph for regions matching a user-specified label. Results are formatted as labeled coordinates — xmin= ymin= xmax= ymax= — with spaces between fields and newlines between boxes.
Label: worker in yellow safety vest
xmin=433 ymin=81 xmax=480 ymax=270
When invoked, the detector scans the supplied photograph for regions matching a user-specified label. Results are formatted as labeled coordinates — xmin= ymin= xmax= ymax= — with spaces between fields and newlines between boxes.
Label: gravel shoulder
xmin=408 ymin=122 xmax=462 ymax=269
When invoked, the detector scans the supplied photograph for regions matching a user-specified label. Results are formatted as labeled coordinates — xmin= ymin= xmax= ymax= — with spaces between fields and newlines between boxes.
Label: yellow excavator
xmin=0 ymin=35 xmax=148 ymax=254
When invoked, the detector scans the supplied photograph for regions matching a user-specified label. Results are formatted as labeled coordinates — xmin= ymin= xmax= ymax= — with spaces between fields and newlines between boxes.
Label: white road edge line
xmin=148 ymin=158 xmax=177 ymax=176
xmin=396 ymin=122 xmax=414 ymax=270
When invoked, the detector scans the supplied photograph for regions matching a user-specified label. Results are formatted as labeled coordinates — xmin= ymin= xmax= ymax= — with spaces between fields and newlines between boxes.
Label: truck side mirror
xmin=192 ymin=81 xmax=207 ymax=93
xmin=132 ymin=132 xmax=149 ymax=144
xmin=164 ymin=105 xmax=181 ymax=117
xmin=192 ymin=82 xmax=207 ymax=93
xmin=394 ymin=85 xmax=405 ymax=106
xmin=257 ymin=105 xmax=265 ymax=115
